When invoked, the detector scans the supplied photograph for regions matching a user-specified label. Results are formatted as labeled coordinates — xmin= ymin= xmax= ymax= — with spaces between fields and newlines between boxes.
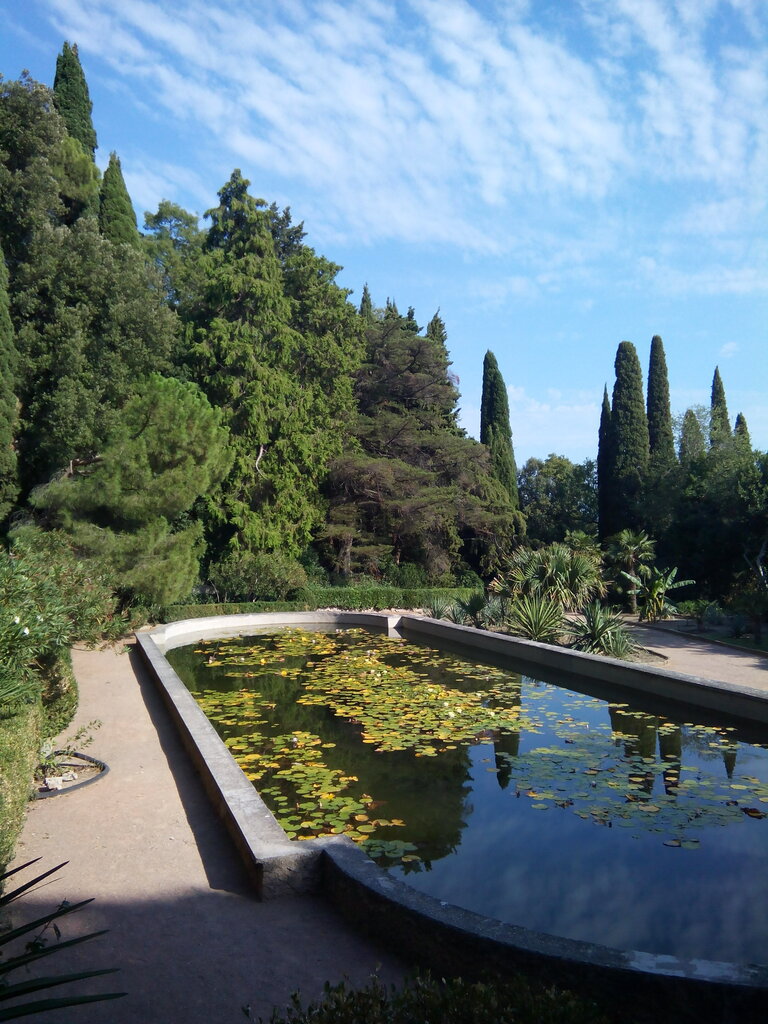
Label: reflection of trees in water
xmin=493 ymin=730 xmax=521 ymax=789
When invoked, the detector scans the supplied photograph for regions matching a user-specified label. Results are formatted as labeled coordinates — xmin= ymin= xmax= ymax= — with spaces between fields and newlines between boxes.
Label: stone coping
xmin=136 ymin=612 xmax=768 ymax=1016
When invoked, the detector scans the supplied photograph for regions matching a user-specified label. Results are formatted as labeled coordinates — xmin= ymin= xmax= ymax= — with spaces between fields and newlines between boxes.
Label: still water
xmin=167 ymin=627 xmax=768 ymax=963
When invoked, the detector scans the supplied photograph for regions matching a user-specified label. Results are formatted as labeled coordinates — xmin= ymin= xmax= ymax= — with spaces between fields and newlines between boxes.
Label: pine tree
xmin=710 ymin=366 xmax=730 ymax=446
xmin=647 ymin=335 xmax=674 ymax=470
xmin=52 ymin=42 xmax=97 ymax=157
xmin=596 ymin=385 xmax=612 ymax=539
xmin=99 ymin=152 xmax=140 ymax=248
xmin=479 ymin=350 xmax=519 ymax=507
xmin=0 ymin=244 xmax=19 ymax=522
xmin=603 ymin=341 xmax=649 ymax=536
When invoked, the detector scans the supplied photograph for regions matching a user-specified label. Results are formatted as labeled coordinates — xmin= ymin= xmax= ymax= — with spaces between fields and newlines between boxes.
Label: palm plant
xmin=565 ymin=602 xmax=638 ymax=660
xmin=0 ymin=859 xmax=125 ymax=1018
xmin=505 ymin=594 xmax=564 ymax=644
xmin=622 ymin=566 xmax=694 ymax=622
xmin=605 ymin=530 xmax=655 ymax=614
xmin=447 ymin=593 xmax=488 ymax=628
xmin=491 ymin=544 xmax=605 ymax=612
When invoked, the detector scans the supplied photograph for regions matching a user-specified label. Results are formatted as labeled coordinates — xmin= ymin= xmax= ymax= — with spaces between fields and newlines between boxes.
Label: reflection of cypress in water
xmin=722 ymin=745 xmax=737 ymax=779
xmin=659 ymin=725 xmax=682 ymax=795
xmin=493 ymin=730 xmax=521 ymax=790
xmin=610 ymin=707 xmax=658 ymax=795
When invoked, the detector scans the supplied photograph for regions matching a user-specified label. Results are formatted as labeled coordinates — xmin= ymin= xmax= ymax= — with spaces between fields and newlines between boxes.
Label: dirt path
xmin=11 ymin=643 xmax=406 ymax=1024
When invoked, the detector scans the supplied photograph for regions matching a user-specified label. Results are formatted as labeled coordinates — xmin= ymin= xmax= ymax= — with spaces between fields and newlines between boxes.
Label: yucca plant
xmin=0 ymin=859 xmax=125 ymax=1019
xmin=505 ymin=594 xmax=564 ymax=644
xmin=565 ymin=603 xmax=638 ymax=660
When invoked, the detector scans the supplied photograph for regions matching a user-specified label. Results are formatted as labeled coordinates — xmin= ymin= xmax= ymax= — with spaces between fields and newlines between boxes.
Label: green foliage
xmin=677 ymin=407 xmax=707 ymax=468
xmin=12 ymin=217 xmax=177 ymax=489
xmin=491 ymin=543 xmax=605 ymax=612
xmin=48 ymin=134 xmax=100 ymax=224
xmin=31 ymin=375 xmax=231 ymax=606
xmin=604 ymin=529 xmax=655 ymax=613
xmin=596 ymin=385 xmax=612 ymax=539
xmin=602 ymin=341 xmax=649 ymax=537
xmin=52 ymin=41 xmax=97 ymax=156
xmin=0 ymin=859 xmax=125 ymax=1016
xmin=0 ymin=244 xmax=19 ymax=524
xmin=0 ymin=702 xmax=40 ymax=869
xmin=709 ymin=365 xmax=730 ymax=446
xmin=207 ymin=550 xmax=308 ymax=602
xmin=264 ymin=972 xmax=609 ymax=1024
xmin=646 ymin=336 xmax=674 ymax=471
xmin=565 ymin=602 xmax=638 ymax=659
xmin=734 ymin=411 xmax=751 ymax=447
xmin=623 ymin=565 xmax=694 ymax=622
xmin=98 ymin=152 xmax=140 ymax=248
xmin=518 ymin=455 xmax=597 ymax=544
xmin=480 ymin=350 xmax=519 ymax=507
xmin=504 ymin=594 xmax=564 ymax=644
xmin=143 ymin=200 xmax=206 ymax=312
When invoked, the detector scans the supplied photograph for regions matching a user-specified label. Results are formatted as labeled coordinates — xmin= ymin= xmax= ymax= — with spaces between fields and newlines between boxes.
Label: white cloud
xmin=719 ymin=341 xmax=740 ymax=359
xmin=504 ymin=385 xmax=600 ymax=462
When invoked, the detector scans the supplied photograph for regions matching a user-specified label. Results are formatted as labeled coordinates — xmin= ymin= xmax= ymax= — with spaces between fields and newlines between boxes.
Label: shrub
xmin=207 ymin=550 xmax=308 ymax=602
xmin=565 ymin=603 xmax=638 ymax=660
xmin=506 ymin=595 xmax=564 ymax=644
xmin=264 ymin=973 xmax=610 ymax=1024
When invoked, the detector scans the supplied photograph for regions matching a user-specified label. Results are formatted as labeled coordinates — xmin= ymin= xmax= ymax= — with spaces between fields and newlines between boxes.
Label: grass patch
xmin=0 ymin=700 xmax=41 ymax=871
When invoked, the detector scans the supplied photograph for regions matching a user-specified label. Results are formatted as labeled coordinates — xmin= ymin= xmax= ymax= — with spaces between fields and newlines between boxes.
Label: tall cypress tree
xmin=646 ymin=335 xmax=674 ymax=471
xmin=0 ymin=244 xmax=19 ymax=522
xmin=734 ymin=412 xmax=751 ymax=448
xmin=597 ymin=385 xmax=612 ymax=539
xmin=603 ymin=341 xmax=649 ymax=536
xmin=359 ymin=283 xmax=373 ymax=323
xmin=479 ymin=350 xmax=519 ymax=508
xmin=99 ymin=152 xmax=140 ymax=248
xmin=679 ymin=408 xmax=706 ymax=468
xmin=710 ymin=366 xmax=730 ymax=446
xmin=52 ymin=42 xmax=97 ymax=157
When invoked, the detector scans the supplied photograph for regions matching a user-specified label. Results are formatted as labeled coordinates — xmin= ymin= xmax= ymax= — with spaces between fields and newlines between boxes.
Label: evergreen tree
xmin=734 ymin=412 xmax=751 ymax=448
xmin=710 ymin=366 xmax=730 ymax=446
xmin=518 ymin=455 xmax=597 ymax=543
xmin=359 ymin=283 xmax=373 ymax=323
xmin=678 ymin=408 xmax=706 ymax=468
xmin=603 ymin=341 xmax=649 ymax=536
xmin=99 ymin=152 xmax=140 ymax=248
xmin=596 ymin=385 xmax=612 ymax=539
xmin=52 ymin=42 xmax=97 ymax=157
xmin=0 ymin=244 xmax=19 ymax=522
xmin=479 ymin=351 xmax=518 ymax=507
xmin=646 ymin=335 xmax=675 ymax=470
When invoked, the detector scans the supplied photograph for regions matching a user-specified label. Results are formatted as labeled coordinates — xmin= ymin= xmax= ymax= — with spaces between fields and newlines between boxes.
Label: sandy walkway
xmin=9 ymin=623 xmax=766 ymax=1022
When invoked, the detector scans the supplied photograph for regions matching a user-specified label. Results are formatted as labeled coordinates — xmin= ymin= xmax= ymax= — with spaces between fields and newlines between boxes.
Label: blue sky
xmin=2 ymin=0 xmax=766 ymax=463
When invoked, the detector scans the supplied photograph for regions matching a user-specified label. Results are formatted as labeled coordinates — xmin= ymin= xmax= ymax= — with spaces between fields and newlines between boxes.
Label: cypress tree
xmin=52 ymin=42 xmax=97 ymax=156
xmin=604 ymin=341 xmax=649 ymax=535
xmin=479 ymin=350 xmax=519 ymax=507
xmin=710 ymin=366 xmax=730 ymax=446
xmin=99 ymin=152 xmax=140 ymax=248
xmin=0 ymin=244 xmax=19 ymax=522
xmin=646 ymin=335 xmax=675 ymax=470
xmin=359 ymin=283 xmax=373 ymax=323
xmin=734 ymin=412 xmax=751 ymax=448
xmin=597 ymin=385 xmax=612 ymax=539
xmin=679 ymin=408 xmax=706 ymax=468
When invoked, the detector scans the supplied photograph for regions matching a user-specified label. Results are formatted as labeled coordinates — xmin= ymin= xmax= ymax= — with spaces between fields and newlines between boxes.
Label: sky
xmin=2 ymin=0 xmax=766 ymax=463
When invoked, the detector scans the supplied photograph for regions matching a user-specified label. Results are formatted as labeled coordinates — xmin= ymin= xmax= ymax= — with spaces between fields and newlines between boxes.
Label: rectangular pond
xmin=167 ymin=626 xmax=768 ymax=965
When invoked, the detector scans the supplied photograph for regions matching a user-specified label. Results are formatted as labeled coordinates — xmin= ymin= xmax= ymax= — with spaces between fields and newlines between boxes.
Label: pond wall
xmin=136 ymin=612 xmax=768 ymax=1022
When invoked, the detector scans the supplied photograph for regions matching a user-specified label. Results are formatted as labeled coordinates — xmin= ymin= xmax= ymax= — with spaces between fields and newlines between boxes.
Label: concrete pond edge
xmin=136 ymin=611 xmax=768 ymax=1018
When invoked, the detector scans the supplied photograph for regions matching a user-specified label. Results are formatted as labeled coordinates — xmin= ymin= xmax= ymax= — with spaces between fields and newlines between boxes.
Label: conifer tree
xmin=359 ymin=283 xmax=373 ymax=323
xmin=734 ymin=412 xmax=751 ymax=448
xmin=479 ymin=350 xmax=519 ymax=508
xmin=679 ymin=408 xmax=706 ymax=468
xmin=710 ymin=366 xmax=730 ymax=446
xmin=99 ymin=152 xmax=140 ymax=248
xmin=647 ymin=335 xmax=674 ymax=470
xmin=602 ymin=341 xmax=649 ymax=536
xmin=52 ymin=42 xmax=97 ymax=157
xmin=0 ymin=244 xmax=19 ymax=522
xmin=596 ymin=385 xmax=612 ymax=539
